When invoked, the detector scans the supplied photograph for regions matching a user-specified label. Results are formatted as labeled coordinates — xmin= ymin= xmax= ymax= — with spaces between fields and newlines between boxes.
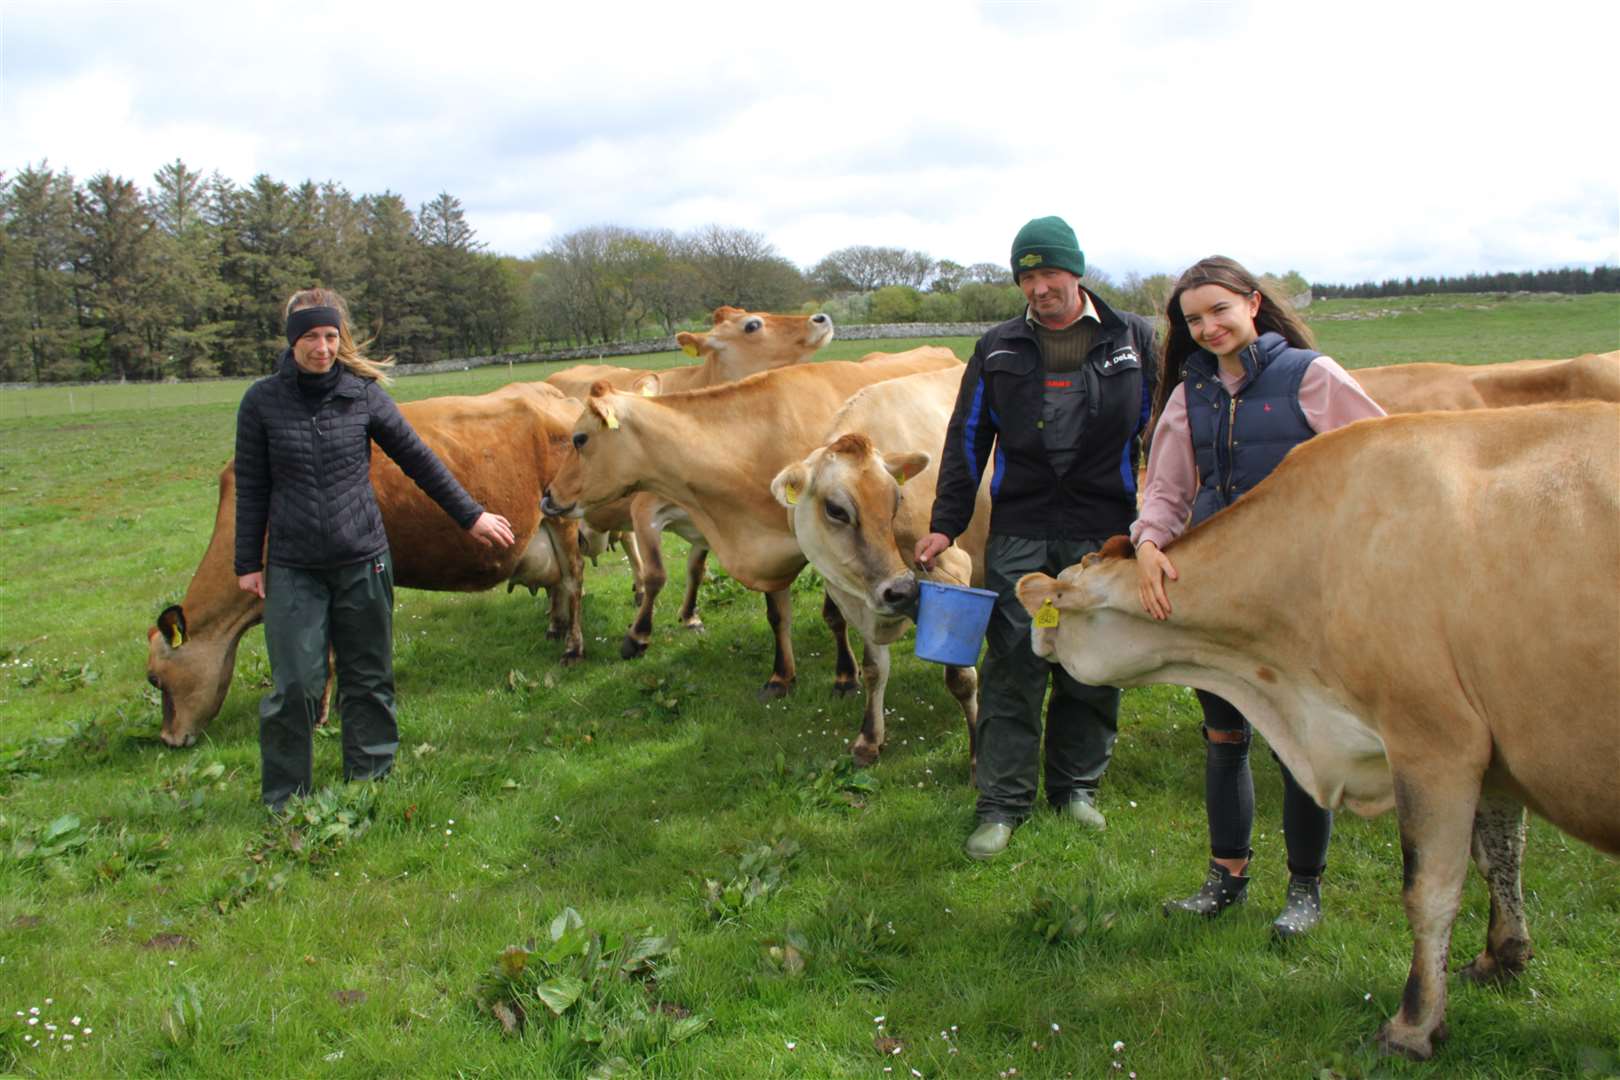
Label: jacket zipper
xmin=309 ymin=395 xmax=330 ymax=564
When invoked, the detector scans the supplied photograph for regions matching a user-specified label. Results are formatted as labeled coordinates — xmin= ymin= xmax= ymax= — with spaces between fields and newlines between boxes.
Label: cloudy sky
xmin=4 ymin=0 xmax=1616 ymax=285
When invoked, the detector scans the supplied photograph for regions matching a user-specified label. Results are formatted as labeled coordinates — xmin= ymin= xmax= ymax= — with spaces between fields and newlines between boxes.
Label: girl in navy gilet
xmin=1130 ymin=256 xmax=1385 ymax=938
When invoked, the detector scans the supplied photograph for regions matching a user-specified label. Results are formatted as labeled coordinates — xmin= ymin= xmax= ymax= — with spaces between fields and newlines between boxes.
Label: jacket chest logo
xmin=1100 ymin=347 xmax=1138 ymax=371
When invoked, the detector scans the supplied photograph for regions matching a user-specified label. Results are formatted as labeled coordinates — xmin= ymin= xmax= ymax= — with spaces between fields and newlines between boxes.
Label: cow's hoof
xmin=682 ymin=618 xmax=705 ymax=633
xmin=559 ymin=650 xmax=585 ymax=668
xmin=1459 ymin=949 xmax=1529 ymax=985
xmin=831 ymin=678 xmax=860 ymax=698
xmin=850 ymin=741 xmax=880 ymax=767
xmin=1375 ymin=1020 xmax=1443 ymax=1061
xmin=757 ymin=680 xmax=794 ymax=702
xmin=545 ymin=625 xmax=563 ymax=641
xmin=619 ymin=636 xmax=648 ymax=660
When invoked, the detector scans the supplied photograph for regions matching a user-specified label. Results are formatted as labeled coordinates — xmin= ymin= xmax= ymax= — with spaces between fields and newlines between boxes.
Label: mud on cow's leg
xmin=851 ymin=641 xmax=891 ymax=767
xmin=823 ymin=591 xmax=859 ymax=697
xmin=1376 ymin=763 xmax=1485 ymax=1061
xmin=1459 ymin=791 xmax=1533 ymax=985
xmin=757 ymin=588 xmax=797 ymax=701
xmin=677 ymin=545 xmax=709 ymax=630
xmin=943 ymin=662 xmax=980 ymax=783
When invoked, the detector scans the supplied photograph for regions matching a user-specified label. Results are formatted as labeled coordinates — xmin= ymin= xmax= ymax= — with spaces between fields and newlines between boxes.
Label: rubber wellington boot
xmin=1163 ymin=859 xmax=1249 ymax=918
xmin=1270 ymin=874 xmax=1322 ymax=940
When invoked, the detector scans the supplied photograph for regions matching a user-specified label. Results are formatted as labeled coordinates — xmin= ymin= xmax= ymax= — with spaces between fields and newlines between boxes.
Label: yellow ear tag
xmin=895 ymin=472 xmax=906 ymax=487
xmin=167 ymin=626 xmax=183 ymax=648
xmin=640 ymin=382 xmax=656 ymax=396
xmin=681 ymin=343 xmax=699 ymax=358
xmin=604 ymin=413 xmax=619 ymax=430
xmin=1033 ymin=599 xmax=1060 ymax=629
xmin=784 ymin=483 xmax=800 ymax=505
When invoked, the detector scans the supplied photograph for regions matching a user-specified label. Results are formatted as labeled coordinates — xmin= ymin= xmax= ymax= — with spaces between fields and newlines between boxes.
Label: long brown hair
xmin=283 ymin=287 xmax=395 ymax=384
xmin=1151 ymin=256 xmax=1314 ymax=421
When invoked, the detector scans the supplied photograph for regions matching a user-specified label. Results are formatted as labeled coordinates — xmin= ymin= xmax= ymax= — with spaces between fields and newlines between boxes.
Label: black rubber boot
xmin=1163 ymin=859 xmax=1249 ymax=919
xmin=1271 ymin=874 xmax=1322 ymax=940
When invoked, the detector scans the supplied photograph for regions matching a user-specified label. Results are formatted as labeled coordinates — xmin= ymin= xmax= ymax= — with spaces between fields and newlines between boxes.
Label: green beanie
xmin=1010 ymin=216 xmax=1085 ymax=279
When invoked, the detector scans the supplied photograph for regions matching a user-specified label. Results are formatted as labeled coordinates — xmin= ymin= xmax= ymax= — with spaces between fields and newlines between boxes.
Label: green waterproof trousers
xmin=259 ymin=552 xmax=398 ymax=810
xmin=975 ymin=534 xmax=1120 ymax=824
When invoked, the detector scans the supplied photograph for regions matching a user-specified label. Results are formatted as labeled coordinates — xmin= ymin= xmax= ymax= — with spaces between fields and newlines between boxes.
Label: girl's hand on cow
xmin=469 ymin=512 xmax=516 ymax=549
xmin=238 ymin=572 xmax=265 ymax=599
xmin=914 ymin=532 xmax=951 ymax=570
xmin=1136 ymin=540 xmax=1178 ymax=621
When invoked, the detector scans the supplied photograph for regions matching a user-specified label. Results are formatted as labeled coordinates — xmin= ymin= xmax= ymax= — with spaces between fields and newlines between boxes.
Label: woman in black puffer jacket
xmin=234 ymin=287 xmax=514 ymax=810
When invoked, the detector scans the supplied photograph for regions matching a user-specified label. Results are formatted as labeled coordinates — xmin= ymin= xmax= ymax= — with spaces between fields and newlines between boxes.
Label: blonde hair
xmin=283 ymin=287 xmax=396 ymax=384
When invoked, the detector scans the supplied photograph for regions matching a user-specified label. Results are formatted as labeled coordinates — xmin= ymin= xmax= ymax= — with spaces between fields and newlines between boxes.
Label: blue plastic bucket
xmin=913 ymin=580 xmax=998 ymax=666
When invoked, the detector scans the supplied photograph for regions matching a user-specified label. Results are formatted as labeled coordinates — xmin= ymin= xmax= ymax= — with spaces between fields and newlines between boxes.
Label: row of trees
xmin=1312 ymin=266 xmax=1618 ymax=299
xmin=1 ymin=161 xmax=523 ymax=382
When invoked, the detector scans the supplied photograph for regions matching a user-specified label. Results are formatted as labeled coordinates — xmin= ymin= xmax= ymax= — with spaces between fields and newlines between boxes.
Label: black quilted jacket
xmin=233 ymin=352 xmax=484 ymax=574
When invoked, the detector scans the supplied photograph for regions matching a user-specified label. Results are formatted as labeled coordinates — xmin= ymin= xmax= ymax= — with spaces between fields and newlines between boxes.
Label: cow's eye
xmin=744 ymin=318 xmax=762 ymax=333
xmin=573 ymin=433 xmax=588 ymax=450
xmin=824 ymin=501 xmax=851 ymax=525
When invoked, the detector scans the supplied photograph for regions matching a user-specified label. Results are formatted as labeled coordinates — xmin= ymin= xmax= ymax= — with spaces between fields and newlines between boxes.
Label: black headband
xmin=286 ymin=306 xmax=344 ymax=346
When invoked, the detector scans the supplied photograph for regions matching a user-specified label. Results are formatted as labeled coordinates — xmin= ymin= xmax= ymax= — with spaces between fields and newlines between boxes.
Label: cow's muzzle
xmin=874 ymin=571 xmax=920 ymax=618
xmin=540 ymin=491 xmax=580 ymax=519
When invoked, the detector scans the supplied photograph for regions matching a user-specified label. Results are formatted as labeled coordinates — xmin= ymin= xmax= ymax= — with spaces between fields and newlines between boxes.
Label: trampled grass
xmin=0 ymin=300 xmax=1617 ymax=1077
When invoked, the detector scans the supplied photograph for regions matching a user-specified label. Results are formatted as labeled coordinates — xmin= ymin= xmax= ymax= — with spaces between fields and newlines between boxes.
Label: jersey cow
xmin=542 ymin=349 xmax=962 ymax=699
xmin=1354 ymin=350 xmax=1619 ymax=414
xmin=147 ymin=382 xmax=587 ymax=749
xmin=771 ymin=366 xmax=990 ymax=772
xmin=554 ymin=307 xmax=837 ymax=660
xmin=1016 ymin=402 xmax=1620 ymax=1059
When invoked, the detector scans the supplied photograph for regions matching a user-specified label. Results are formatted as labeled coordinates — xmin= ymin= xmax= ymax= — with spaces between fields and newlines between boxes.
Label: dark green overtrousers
xmin=976 ymin=534 xmax=1120 ymax=823
xmin=260 ymin=553 xmax=398 ymax=809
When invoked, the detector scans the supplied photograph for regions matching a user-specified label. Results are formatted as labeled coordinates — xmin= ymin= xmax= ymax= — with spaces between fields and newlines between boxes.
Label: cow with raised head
xmin=542 ymin=349 xmax=961 ymax=699
xmin=550 ymin=307 xmax=836 ymax=659
xmin=1015 ymin=402 xmax=1619 ymax=1059
xmin=147 ymin=382 xmax=587 ymax=749
xmin=770 ymin=366 xmax=990 ymax=772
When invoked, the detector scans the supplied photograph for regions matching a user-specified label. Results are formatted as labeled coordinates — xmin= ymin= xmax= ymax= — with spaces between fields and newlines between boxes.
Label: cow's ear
xmin=882 ymin=451 xmax=930 ymax=485
xmin=770 ymin=463 xmax=810 ymax=508
xmin=585 ymin=391 xmax=620 ymax=431
xmin=675 ymin=332 xmax=704 ymax=359
xmin=156 ymin=604 xmax=188 ymax=649
xmin=1088 ymin=534 xmax=1136 ymax=563
xmin=631 ymin=372 xmax=661 ymax=397
xmin=1015 ymin=573 xmax=1060 ymax=616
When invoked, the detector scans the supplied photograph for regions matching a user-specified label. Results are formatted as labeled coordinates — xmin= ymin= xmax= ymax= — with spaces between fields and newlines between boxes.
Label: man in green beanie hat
xmin=917 ymin=215 xmax=1158 ymax=859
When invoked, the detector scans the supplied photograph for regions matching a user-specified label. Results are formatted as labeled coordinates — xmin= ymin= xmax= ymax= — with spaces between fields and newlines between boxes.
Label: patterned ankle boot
xmin=1270 ymin=874 xmax=1322 ymax=940
xmin=1163 ymin=859 xmax=1249 ymax=918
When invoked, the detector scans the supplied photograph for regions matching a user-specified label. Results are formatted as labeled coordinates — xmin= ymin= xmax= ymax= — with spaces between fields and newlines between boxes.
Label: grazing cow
xmin=1353 ymin=350 xmax=1619 ymax=413
xmin=544 ymin=306 xmax=834 ymax=399
xmin=1015 ymin=402 xmax=1620 ymax=1060
xmin=771 ymin=366 xmax=990 ymax=770
xmin=551 ymin=307 xmax=836 ymax=658
xmin=147 ymin=382 xmax=587 ymax=749
xmin=542 ymin=349 xmax=961 ymax=699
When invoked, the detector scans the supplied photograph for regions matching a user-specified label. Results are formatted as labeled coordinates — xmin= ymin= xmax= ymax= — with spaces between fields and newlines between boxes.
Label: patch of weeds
xmin=700 ymin=835 xmax=800 ymax=923
xmin=698 ymin=569 xmax=750 ymax=609
xmin=236 ymin=652 xmax=272 ymax=690
xmin=758 ymin=929 xmax=810 ymax=978
xmin=159 ymin=984 xmax=205 ymax=1046
xmin=475 ymin=906 xmax=706 ymax=1071
xmin=771 ymin=750 xmax=878 ymax=811
xmin=12 ymin=658 xmax=99 ymax=692
xmin=0 ymin=738 xmax=61 ymax=785
xmin=154 ymin=758 xmax=232 ymax=813
xmin=95 ymin=827 xmax=173 ymax=883
xmin=7 ymin=813 xmax=90 ymax=877
xmin=804 ymin=896 xmax=908 ymax=991
xmin=249 ymin=785 xmax=377 ymax=866
xmin=620 ymin=674 xmax=692 ymax=723
xmin=204 ymin=863 xmax=291 ymax=915
xmin=3 ymin=997 xmax=97 ymax=1063
xmin=1022 ymin=886 xmax=1117 ymax=946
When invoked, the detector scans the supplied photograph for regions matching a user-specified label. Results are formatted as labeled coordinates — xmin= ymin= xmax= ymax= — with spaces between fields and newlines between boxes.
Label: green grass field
xmin=0 ymin=295 xmax=1616 ymax=1077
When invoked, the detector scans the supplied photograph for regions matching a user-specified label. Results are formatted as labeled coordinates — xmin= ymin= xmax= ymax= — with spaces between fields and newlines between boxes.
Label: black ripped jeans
xmin=1196 ymin=690 xmax=1330 ymax=878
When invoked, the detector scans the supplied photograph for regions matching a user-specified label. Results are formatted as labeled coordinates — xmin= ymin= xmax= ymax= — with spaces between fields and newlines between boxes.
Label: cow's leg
xmin=943 ymin=663 xmax=980 ymax=784
xmin=823 ymin=591 xmax=859 ymax=697
xmin=676 ymin=544 xmax=708 ymax=630
xmin=851 ymin=641 xmax=890 ymax=766
xmin=550 ymin=521 xmax=586 ymax=666
xmin=1459 ymin=792 xmax=1532 ymax=985
xmin=620 ymin=508 xmax=667 ymax=660
xmin=616 ymin=531 xmax=645 ymax=608
xmin=1377 ymin=764 xmax=1484 ymax=1060
xmin=758 ymin=588 xmax=796 ymax=701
